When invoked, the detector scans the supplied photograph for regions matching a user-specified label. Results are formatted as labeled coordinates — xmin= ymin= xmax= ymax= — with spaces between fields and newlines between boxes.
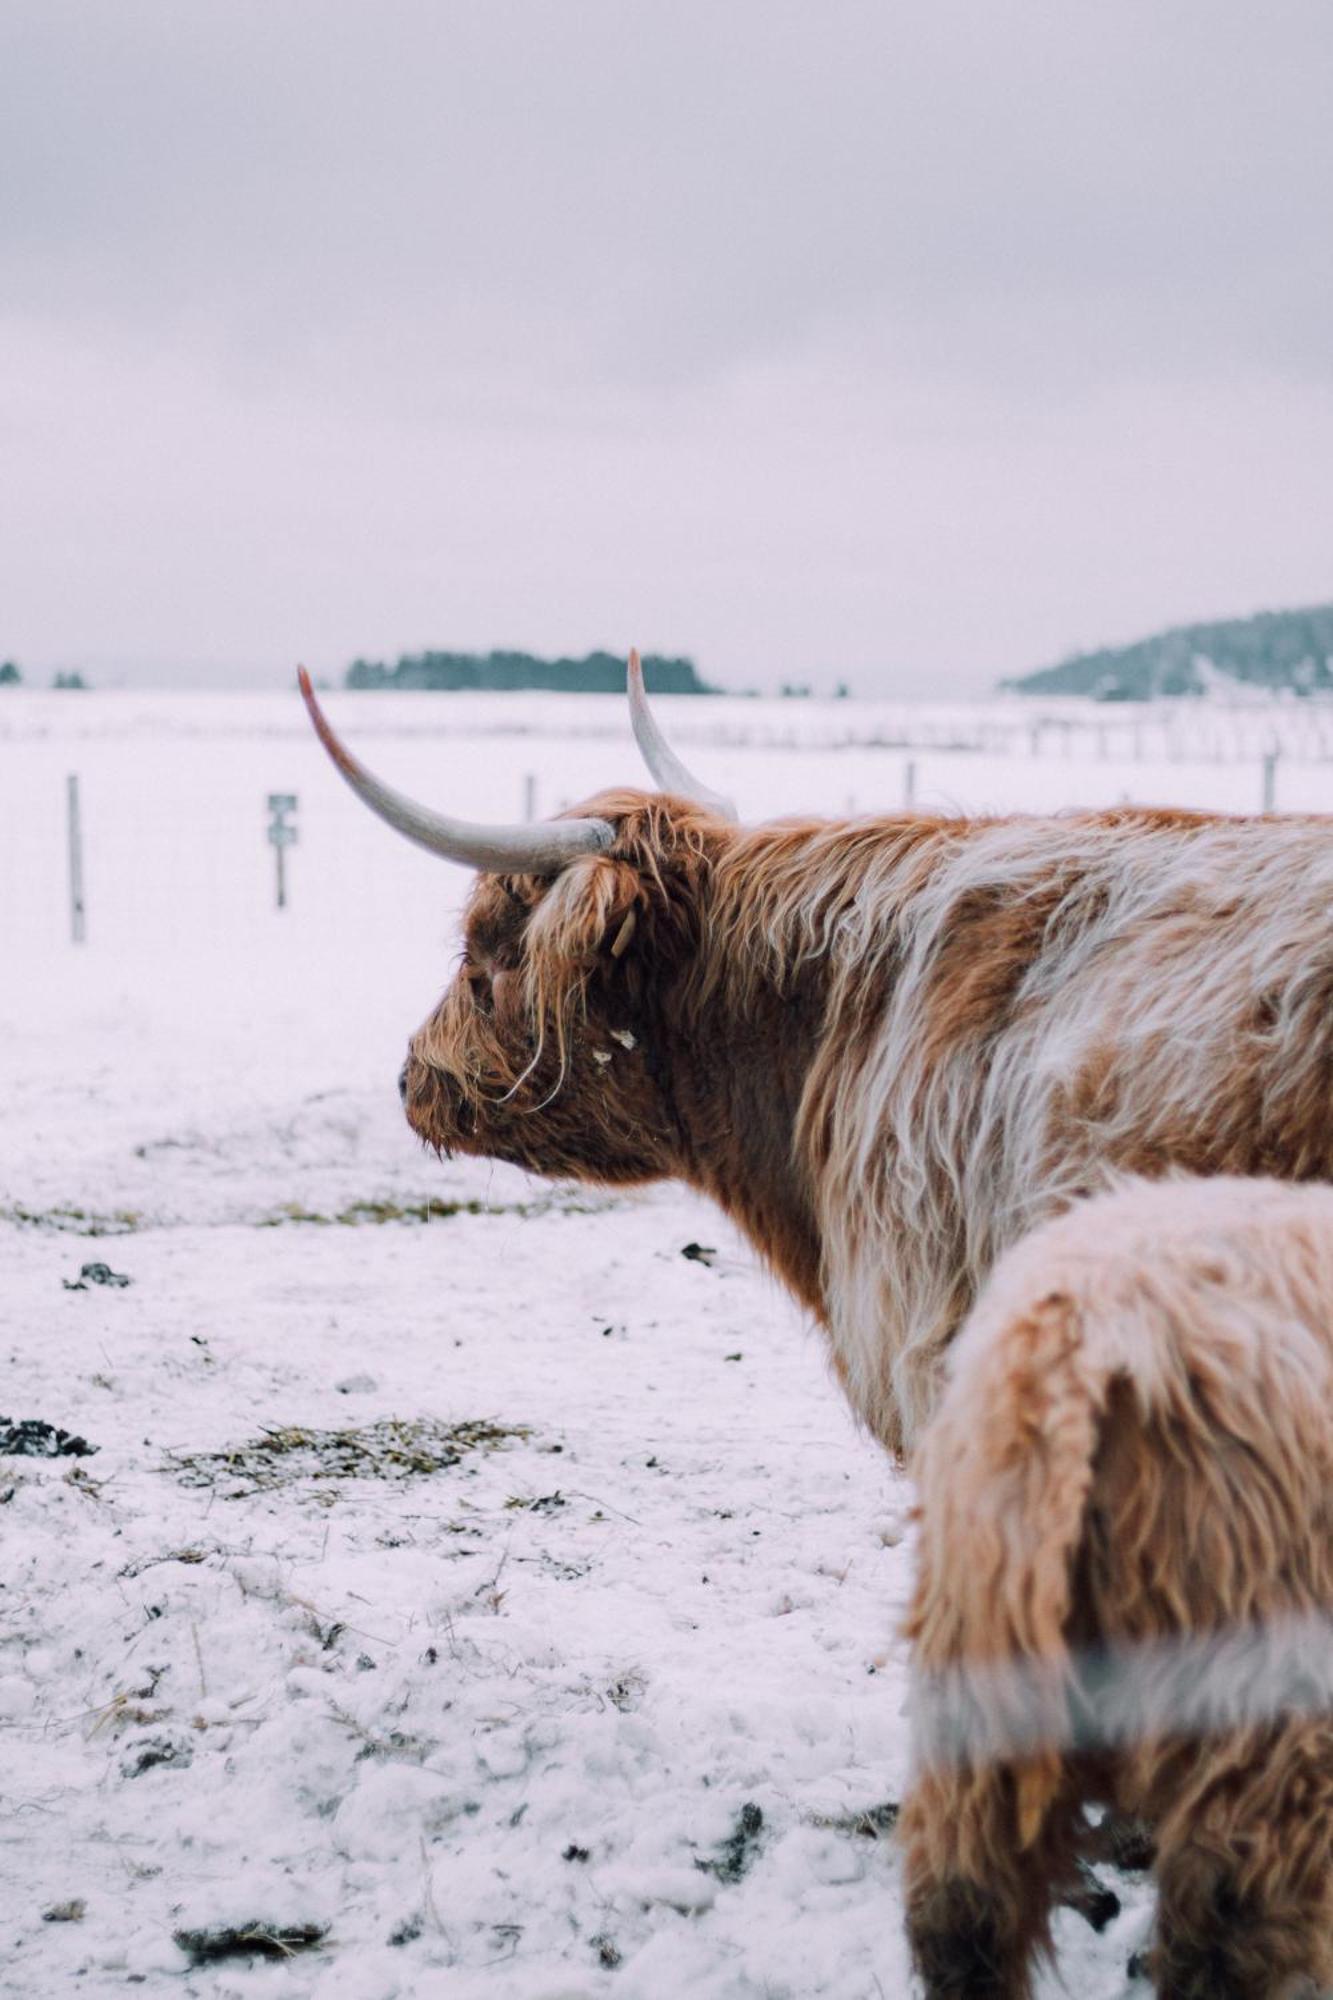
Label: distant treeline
xmin=345 ymin=649 xmax=715 ymax=694
xmin=1005 ymin=603 xmax=1333 ymax=701
xmin=0 ymin=661 xmax=87 ymax=688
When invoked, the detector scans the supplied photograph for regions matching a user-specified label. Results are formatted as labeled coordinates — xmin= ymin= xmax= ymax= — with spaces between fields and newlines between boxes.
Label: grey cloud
xmin=3 ymin=0 xmax=1331 ymax=394
xmin=2 ymin=1 xmax=1331 ymax=692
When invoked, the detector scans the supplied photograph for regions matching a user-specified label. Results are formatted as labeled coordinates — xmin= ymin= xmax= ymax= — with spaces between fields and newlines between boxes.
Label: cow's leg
xmin=1149 ymin=1722 xmax=1333 ymax=2000
xmin=901 ymin=1765 xmax=1078 ymax=2000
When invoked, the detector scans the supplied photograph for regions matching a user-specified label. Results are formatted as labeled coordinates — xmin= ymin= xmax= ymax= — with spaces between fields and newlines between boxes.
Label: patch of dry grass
xmin=256 ymin=1190 xmax=618 ymax=1227
xmin=174 ymin=1922 xmax=327 ymax=1965
xmin=163 ymin=1417 xmax=530 ymax=1497
xmin=0 ymin=1203 xmax=142 ymax=1235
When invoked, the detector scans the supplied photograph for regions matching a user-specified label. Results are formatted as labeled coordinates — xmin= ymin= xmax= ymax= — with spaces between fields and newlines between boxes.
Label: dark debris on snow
xmin=63 ymin=1261 xmax=132 ymax=1291
xmin=696 ymin=1802 xmax=764 ymax=1884
xmin=0 ymin=1417 xmax=98 ymax=1459
xmin=174 ymin=1922 xmax=328 ymax=1965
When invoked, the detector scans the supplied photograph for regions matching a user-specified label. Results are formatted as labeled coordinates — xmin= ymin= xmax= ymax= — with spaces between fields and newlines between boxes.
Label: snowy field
xmin=3 ymin=687 xmax=1331 ymax=1998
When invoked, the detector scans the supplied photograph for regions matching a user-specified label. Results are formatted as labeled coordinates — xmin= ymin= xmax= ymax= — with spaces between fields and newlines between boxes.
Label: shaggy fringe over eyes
xmin=485 ymin=793 xmax=717 ymax=1109
xmin=516 ymin=856 xmax=643 ymax=1099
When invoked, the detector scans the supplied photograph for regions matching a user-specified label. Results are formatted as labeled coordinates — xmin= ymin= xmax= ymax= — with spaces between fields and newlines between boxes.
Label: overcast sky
xmin=2 ymin=1 xmax=1331 ymax=695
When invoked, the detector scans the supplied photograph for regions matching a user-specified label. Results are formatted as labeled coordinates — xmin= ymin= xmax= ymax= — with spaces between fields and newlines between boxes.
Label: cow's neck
xmin=664 ymin=968 xmax=827 ymax=1321
xmin=651 ymin=814 xmax=944 ymax=1323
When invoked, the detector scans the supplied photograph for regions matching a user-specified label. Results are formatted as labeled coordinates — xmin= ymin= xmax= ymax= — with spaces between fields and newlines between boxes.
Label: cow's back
xmin=802 ymin=811 xmax=1333 ymax=1451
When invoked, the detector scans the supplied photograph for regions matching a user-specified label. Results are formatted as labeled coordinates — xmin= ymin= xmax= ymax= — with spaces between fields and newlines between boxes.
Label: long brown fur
xmin=901 ymin=1176 xmax=1333 ymax=1998
xmin=403 ymin=789 xmax=1333 ymax=1454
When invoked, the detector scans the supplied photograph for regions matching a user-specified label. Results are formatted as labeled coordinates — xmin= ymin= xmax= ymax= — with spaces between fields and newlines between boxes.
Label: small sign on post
xmin=267 ymin=793 xmax=299 ymax=909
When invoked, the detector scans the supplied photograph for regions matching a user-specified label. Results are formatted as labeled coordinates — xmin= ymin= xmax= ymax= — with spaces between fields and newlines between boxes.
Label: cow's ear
xmin=524 ymin=857 xmax=641 ymax=974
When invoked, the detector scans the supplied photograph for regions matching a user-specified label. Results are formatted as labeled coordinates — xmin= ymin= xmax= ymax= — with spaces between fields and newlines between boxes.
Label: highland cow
xmin=300 ymin=660 xmax=1333 ymax=1461
xmin=901 ymin=1176 xmax=1333 ymax=1999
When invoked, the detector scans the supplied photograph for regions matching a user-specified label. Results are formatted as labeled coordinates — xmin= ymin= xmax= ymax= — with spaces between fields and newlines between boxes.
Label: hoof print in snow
xmin=122 ymin=1736 xmax=193 ymax=1778
xmin=63 ymin=1261 xmax=132 ymax=1291
xmin=174 ymin=1922 xmax=328 ymax=1965
xmin=0 ymin=1417 xmax=98 ymax=1459
xmin=605 ymin=1672 xmax=646 ymax=1712
xmin=696 ymin=1802 xmax=764 ymax=1884
xmin=680 ymin=1241 xmax=717 ymax=1266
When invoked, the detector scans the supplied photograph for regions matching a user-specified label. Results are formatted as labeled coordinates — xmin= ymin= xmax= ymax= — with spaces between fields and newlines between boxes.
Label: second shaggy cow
xmin=901 ymin=1176 xmax=1333 ymax=1998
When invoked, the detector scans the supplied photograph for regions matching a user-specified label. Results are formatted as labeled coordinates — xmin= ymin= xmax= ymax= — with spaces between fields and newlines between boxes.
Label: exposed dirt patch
xmin=122 ymin=1735 xmax=194 ymax=1778
xmin=812 ymin=1800 xmax=900 ymax=1840
xmin=257 ymin=1197 xmax=493 ymax=1227
xmin=505 ymin=1490 xmax=567 ymax=1514
xmin=63 ymin=1260 xmax=132 ymax=1290
xmin=174 ymin=1922 xmax=328 ymax=1965
xmin=256 ymin=1191 xmax=619 ymax=1227
xmin=696 ymin=1801 xmax=764 ymax=1884
xmin=2 ymin=1189 xmax=619 ymax=1234
xmin=42 ymin=1901 xmax=86 ymax=1925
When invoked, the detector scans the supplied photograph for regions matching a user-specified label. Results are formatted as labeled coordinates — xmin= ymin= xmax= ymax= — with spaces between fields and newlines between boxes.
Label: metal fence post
xmin=1262 ymin=750 xmax=1278 ymax=812
xmin=67 ymin=774 xmax=86 ymax=943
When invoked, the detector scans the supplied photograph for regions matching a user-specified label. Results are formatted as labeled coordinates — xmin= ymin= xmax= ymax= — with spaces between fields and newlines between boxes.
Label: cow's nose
xmin=397 ymin=1062 xmax=409 ymax=1105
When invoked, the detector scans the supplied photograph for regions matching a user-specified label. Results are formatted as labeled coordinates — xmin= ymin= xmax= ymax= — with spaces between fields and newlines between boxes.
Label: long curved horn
xmin=297 ymin=669 xmax=614 ymax=872
xmin=627 ymin=649 xmax=738 ymax=821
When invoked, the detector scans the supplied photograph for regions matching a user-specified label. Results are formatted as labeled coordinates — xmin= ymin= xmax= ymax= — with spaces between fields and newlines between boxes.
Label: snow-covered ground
xmin=4 ymin=687 xmax=1326 ymax=1998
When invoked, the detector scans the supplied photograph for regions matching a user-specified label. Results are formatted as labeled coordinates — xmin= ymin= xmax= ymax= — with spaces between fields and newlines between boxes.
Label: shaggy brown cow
xmin=300 ymin=660 xmax=1333 ymax=1460
xmin=902 ymin=1176 xmax=1333 ymax=1999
